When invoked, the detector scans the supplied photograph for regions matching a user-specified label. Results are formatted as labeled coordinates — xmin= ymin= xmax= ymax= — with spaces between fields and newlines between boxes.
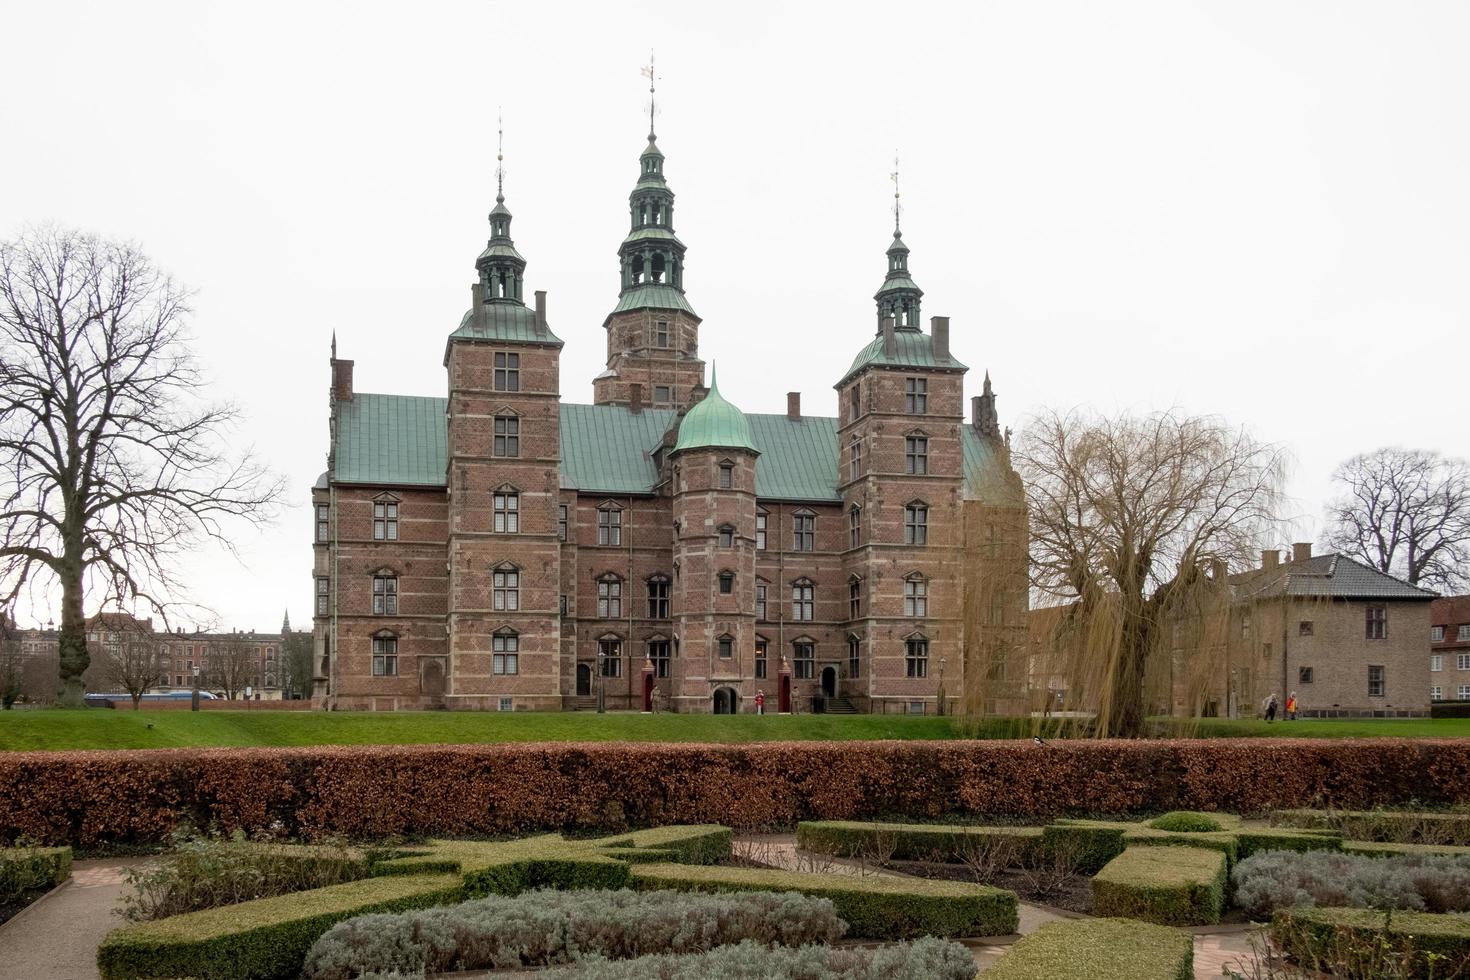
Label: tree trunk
xmin=1110 ymin=603 xmax=1149 ymax=738
xmin=131 ymin=693 xmax=141 ymax=710
xmin=57 ymin=552 xmax=89 ymax=707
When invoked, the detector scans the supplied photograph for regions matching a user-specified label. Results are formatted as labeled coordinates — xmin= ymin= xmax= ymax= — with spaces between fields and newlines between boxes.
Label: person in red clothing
xmin=1285 ymin=691 xmax=1298 ymax=721
xmin=755 ymin=690 xmax=766 ymax=715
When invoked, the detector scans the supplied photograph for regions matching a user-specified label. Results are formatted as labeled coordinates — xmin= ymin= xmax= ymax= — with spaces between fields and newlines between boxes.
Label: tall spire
xmin=475 ymin=109 xmax=527 ymax=305
xmin=874 ymin=151 xmax=923 ymax=332
xmin=643 ymin=50 xmax=657 ymax=140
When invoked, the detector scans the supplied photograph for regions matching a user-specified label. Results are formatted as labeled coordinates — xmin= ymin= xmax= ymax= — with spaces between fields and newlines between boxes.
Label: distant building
xmin=1429 ymin=594 xmax=1470 ymax=704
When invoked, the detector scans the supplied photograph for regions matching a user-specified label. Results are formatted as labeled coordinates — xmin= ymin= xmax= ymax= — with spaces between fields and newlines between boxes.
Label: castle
xmin=311 ymin=114 xmax=1028 ymax=713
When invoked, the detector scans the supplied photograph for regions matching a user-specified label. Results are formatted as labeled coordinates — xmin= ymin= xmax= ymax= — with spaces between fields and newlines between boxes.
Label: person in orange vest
xmin=1285 ymin=691 xmax=1298 ymax=721
xmin=755 ymin=690 xmax=766 ymax=715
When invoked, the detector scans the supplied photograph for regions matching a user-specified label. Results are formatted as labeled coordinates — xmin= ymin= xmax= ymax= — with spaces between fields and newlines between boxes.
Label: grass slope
xmin=2 ymin=710 xmax=1467 ymax=752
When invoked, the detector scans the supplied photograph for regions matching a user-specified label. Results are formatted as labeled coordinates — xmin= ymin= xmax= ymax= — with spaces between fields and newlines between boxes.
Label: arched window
xmin=597 ymin=575 xmax=623 ymax=618
xmin=493 ymin=629 xmax=519 ymax=675
xmin=904 ymin=574 xmax=928 ymax=617
xmin=792 ymin=578 xmax=815 ymax=621
xmin=905 ymin=501 xmax=928 ymax=546
xmin=372 ymin=571 xmax=397 ymax=616
xmin=492 ymin=564 xmax=520 ymax=611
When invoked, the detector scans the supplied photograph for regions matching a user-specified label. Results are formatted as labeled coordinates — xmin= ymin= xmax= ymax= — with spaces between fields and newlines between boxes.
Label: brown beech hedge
xmin=3 ymin=738 xmax=1469 ymax=847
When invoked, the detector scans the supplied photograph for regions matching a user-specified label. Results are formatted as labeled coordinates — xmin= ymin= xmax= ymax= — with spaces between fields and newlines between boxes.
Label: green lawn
xmin=0 ymin=709 xmax=1467 ymax=752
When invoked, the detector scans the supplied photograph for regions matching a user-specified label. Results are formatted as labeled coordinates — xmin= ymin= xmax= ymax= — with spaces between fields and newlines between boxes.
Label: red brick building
xmin=312 ymin=123 xmax=1027 ymax=713
xmin=1430 ymin=594 xmax=1470 ymax=704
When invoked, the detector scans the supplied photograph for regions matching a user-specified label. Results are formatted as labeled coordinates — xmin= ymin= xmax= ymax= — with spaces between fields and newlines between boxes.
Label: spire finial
xmin=496 ymin=107 xmax=505 ymax=203
xmin=641 ymin=51 xmax=657 ymax=140
xmin=708 ymin=361 xmax=718 ymax=392
xmin=890 ymin=150 xmax=901 ymax=234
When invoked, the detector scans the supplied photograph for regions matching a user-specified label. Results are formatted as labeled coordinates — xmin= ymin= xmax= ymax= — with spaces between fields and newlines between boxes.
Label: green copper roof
xmin=746 ymin=414 xmax=839 ymax=500
xmin=476 ymin=242 xmax=525 ymax=261
xmin=559 ymin=404 xmax=677 ymax=493
xmin=837 ymin=331 xmax=967 ymax=386
xmin=875 ymin=274 xmax=921 ymax=295
xmin=621 ymin=227 xmax=683 ymax=245
xmin=333 ymin=393 xmax=448 ymax=486
xmin=450 ymin=303 xmax=564 ymax=346
xmin=673 ymin=371 xmax=757 ymax=454
xmin=608 ymin=283 xmax=698 ymax=318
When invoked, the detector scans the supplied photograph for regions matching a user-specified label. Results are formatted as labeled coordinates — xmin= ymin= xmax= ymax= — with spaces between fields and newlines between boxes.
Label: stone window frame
xmin=492 ymin=563 xmax=520 ymax=611
xmin=598 ymin=634 xmax=623 ymax=677
xmin=905 ymin=377 xmax=928 ymax=415
xmin=717 ymin=633 xmax=735 ymax=659
xmin=1368 ymin=664 xmax=1386 ymax=697
xmin=793 ymin=509 xmax=816 ymax=552
xmin=904 ymin=632 xmax=929 ymax=678
xmin=904 ymin=572 xmax=928 ymax=617
xmin=371 ymin=568 xmax=398 ymax=616
xmin=315 ymin=503 xmax=330 ymax=542
xmin=847 ymin=633 xmax=861 ymax=679
xmin=558 ymin=503 xmax=568 ymax=542
xmin=493 ymin=486 xmax=520 ymax=534
xmin=371 ymin=631 xmax=399 ymax=677
xmin=755 ymin=579 xmax=768 ymax=621
xmin=596 ymin=573 xmax=624 ymax=618
xmin=849 ymin=434 xmax=863 ymax=480
xmin=848 ymin=575 xmax=862 ymax=620
xmin=1366 ymin=605 xmax=1387 ymax=640
xmin=651 ymin=319 xmax=670 ymax=349
xmin=717 ymin=569 xmax=735 ymax=595
xmin=597 ymin=502 xmax=624 ymax=546
xmin=792 ymin=638 xmax=816 ymax=679
xmin=646 ymin=575 xmax=671 ymax=619
xmin=492 ymin=628 xmax=519 ymax=675
xmin=493 ymin=411 xmax=521 ymax=458
xmin=718 ymin=459 xmax=734 ymax=489
xmin=755 ymin=510 xmax=768 ymax=551
xmin=904 ymin=500 xmax=928 ymax=546
xmin=904 ymin=431 xmax=929 ymax=476
xmin=718 ymin=523 xmax=736 ymax=548
xmin=316 ymin=577 xmax=329 ymax=617
xmin=791 ymin=578 xmax=815 ymax=621
xmin=647 ymin=635 xmax=671 ymax=678
xmin=848 ymin=504 xmax=861 ymax=549
xmin=493 ymin=350 xmax=520 ymax=392
xmin=372 ymin=493 xmax=400 ymax=541
xmin=754 ymin=635 xmax=769 ymax=679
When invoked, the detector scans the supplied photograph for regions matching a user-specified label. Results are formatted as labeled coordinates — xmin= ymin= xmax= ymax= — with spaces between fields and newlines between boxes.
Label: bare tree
xmin=281 ymin=631 xmax=314 ymax=700
xmin=1323 ymin=448 xmax=1470 ymax=591
xmin=103 ymin=627 xmax=166 ymax=710
xmin=206 ymin=634 xmax=257 ymax=701
xmin=1015 ymin=409 xmax=1284 ymax=737
xmin=0 ymin=228 xmax=283 ymax=705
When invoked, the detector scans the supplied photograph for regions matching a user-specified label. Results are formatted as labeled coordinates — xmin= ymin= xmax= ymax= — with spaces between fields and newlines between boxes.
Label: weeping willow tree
xmin=1010 ymin=409 xmax=1286 ymax=738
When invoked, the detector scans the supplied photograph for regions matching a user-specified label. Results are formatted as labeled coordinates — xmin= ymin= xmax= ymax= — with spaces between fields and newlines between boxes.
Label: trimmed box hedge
xmin=1270 ymin=906 xmax=1470 ymax=977
xmin=629 ymin=861 xmax=1018 ymax=939
xmin=980 ymin=917 xmax=1193 ymax=980
xmin=1272 ymin=808 xmax=1470 ymax=846
xmin=1342 ymin=839 xmax=1470 ymax=858
xmin=795 ymin=820 xmax=1044 ymax=863
xmin=0 ymin=844 xmax=72 ymax=902
xmin=1092 ymin=846 xmax=1228 ymax=925
xmin=7 ymin=738 xmax=1470 ymax=847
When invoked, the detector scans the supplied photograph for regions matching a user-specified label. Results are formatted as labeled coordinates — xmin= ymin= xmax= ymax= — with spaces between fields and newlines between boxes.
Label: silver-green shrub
xmin=540 ymin=937 xmax=976 ymax=980
xmin=1233 ymin=849 xmax=1470 ymax=919
xmin=302 ymin=888 xmax=847 ymax=979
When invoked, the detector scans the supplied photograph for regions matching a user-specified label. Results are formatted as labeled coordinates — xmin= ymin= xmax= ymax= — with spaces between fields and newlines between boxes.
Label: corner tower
xmin=593 ymin=94 xmax=705 ymax=408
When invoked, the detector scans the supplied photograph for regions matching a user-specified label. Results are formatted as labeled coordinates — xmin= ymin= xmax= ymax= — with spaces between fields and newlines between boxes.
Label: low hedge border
xmin=980 ymin=917 xmax=1193 ymax=980
xmin=795 ymin=821 xmax=1044 ymax=863
xmin=1091 ymin=846 xmax=1228 ymax=926
xmin=628 ymin=861 xmax=1019 ymax=939
xmin=9 ymin=738 xmax=1470 ymax=847
xmin=1342 ymin=839 xmax=1470 ymax=858
xmin=0 ymin=844 xmax=72 ymax=902
xmin=1271 ymin=808 xmax=1470 ymax=846
xmin=1046 ymin=817 xmax=1340 ymax=870
xmin=1269 ymin=906 xmax=1470 ymax=976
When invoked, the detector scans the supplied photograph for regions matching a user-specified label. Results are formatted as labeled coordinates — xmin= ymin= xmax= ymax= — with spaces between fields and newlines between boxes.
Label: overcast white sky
xmin=1 ymin=1 xmax=1466 ymax=630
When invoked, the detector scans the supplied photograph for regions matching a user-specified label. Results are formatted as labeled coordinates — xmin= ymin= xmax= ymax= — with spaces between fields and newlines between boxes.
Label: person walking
xmin=1285 ymin=691 xmax=1298 ymax=721
xmin=1263 ymin=693 xmax=1279 ymax=723
xmin=755 ymin=689 xmax=765 ymax=716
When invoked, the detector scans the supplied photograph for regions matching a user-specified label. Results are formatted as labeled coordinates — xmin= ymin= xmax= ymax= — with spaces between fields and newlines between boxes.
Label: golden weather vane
xmin=496 ymin=107 xmax=505 ymax=199
xmin=890 ymin=150 xmax=901 ymax=230
xmin=641 ymin=51 xmax=657 ymax=136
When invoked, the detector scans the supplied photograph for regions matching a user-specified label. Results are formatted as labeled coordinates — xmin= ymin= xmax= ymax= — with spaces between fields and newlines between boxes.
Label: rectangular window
xmin=719 ymin=464 xmax=733 ymax=489
xmin=793 ymin=513 xmax=815 ymax=552
xmin=373 ymin=501 xmax=399 ymax=540
xmin=1299 ymin=666 xmax=1313 ymax=684
xmin=1368 ymin=664 xmax=1385 ymax=697
xmin=1461 ymin=685 xmax=1470 ymax=700
xmin=849 ymin=436 xmax=862 ymax=480
xmin=653 ymin=320 xmax=670 ymax=348
xmin=598 ymin=508 xmax=622 ymax=546
xmin=649 ymin=640 xmax=670 ymax=679
xmin=499 ymin=696 xmax=514 ymax=712
xmin=647 ymin=579 xmax=670 ymax=618
xmin=756 ymin=583 xmax=767 ymax=621
xmin=908 ymin=700 xmax=926 ymax=715
xmin=493 ymin=568 xmax=519 ymax=611
xmin=849 ymin=507 xmax=860 ymax=549
xmin=316 ymin=577 xmax=329 ymax=616
xmin=755 ymin=512 xmax=767 ymax=551
xmin=559 ymin=594 xmax=568 ymax=616
xmin=653 ymin=384 xmax=671 ymax=403
xmin=849 ymin=578 xmax=861 ymax=619
xmin=905 ymin=436 xmax=928 ymax=475
xmin=599 ymin=638 xmax=622 ymax=676
xmin=372 ymin=636 xmax=398 ymax=676
xmin=494 ymin=416 xmax=520 ymax=457
xmin=905 ymin=577 xmax=928 ymax=617
xmin=558 ymin=504 xmax=568 ymax=542
xmin=493 ymin=351 xmax=520 ymax=391
xmin=1431 ymin=686 xmax=1443 ymax=700
xmin=1431 ymin=655 xmax=1443 ymax=671
xmin=492 ymin=633 xmax=519 ymax=675
xmin=905 ymin=504 xmax=928 ymax=545
xmin=315 ymin=504 xmax=330 ymax=542
xmin=718 ymin=572 xmax=734 ymax=595
xmin=1366 ymin=606 xmax=1387 ymax=640
xmin=905 ymin=637 xmax=929 ymax=678
xmin=793 ymin=641 xmax=814 ymax=679
xmin=848 ymin=636 xmax=860 ymax=678
xmin=754 ymin=639 xmax=768 ymax=679
xmin=1299 ymin=621 xmax=1314 ymax=636
xmin=848 ymin=385 xmax=860 ymax=422
xmin=1460 ymin=625 xmax=1470 ymax=641
xmin=597 ymin=579 xmax=622 ymax=618
xmin=718 ymin=637 xmax=733 ymax=659
xmin=719 ymin=526 xmax=734 ymax=548
xmin=372 ymin=575 xmax=397 ymax=615
xmin=493 ymin=492 xmax=519 ymax=533
xmin=1459 ymin=654 xmax=1470 ymax=671
xmin=905 ymin=377 xmax=927 ymax=415
xmin=1431 ymin=626 xmax=1445 ymax=642
xmin=792 ymin=582 xmax=814 ymax=621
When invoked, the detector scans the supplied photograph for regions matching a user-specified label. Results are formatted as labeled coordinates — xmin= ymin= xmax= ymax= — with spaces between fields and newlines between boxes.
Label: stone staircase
xmin=571 ymin=697 xmax=599 ymax=711
xmin=824 ymin=697 xmax=859 ymax=714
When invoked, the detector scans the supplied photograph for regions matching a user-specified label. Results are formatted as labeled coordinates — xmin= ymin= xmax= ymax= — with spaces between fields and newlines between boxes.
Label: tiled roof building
xmin=311 ymin=119 xmax=1027 ymax=713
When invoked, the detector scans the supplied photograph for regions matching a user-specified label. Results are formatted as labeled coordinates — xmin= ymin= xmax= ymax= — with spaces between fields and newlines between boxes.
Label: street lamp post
xmin=190 ymin=665 xmax=200 ymax=712
xmin=596 ymin=648 xmax=606 ymax=714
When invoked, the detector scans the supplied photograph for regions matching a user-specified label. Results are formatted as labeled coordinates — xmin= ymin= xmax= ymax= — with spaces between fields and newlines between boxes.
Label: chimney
xmin=786 ymin=392 xmax=801 ymax=420
xmin=1292 ymin=542 xmax=1313 ymax=563
xmin=629 ymin=383 xmax=644 ymax=414
xmin=534 ymin=290 xmax=547 ymax=334
xmin=882 ymin=317 xmax=897 ymax=357
xmin=1261 ymin=549 xmax=1279 ymax=570
xmin=331 ymin=355 xmax=354 ymax=402
xmin=931 ymin=316 xmax=950 ymax=360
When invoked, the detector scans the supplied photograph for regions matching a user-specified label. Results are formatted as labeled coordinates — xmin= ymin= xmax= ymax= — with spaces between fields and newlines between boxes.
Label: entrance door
xmin=820 ymin=665 xmax=837 ymax=698
xmin=712 ymin=687 xmax=738 ymax=714
xmin=576 ymin=663 xmax=592 ymax=697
